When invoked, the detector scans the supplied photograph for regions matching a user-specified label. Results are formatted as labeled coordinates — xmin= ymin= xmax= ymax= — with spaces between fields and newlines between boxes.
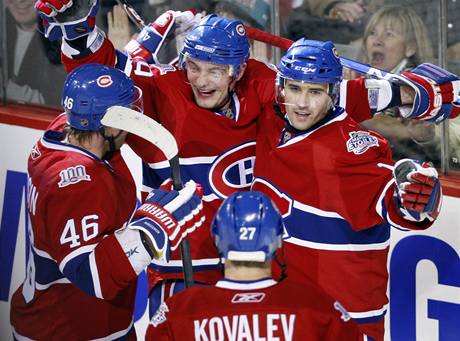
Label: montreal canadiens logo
xmin=97 ymin=75 xmax=113 ymax=88
xmin=209 ymin=141 xmax=256 ymax=198
xmin=346 ymin=131 xmax=379 ymax=155
xmin=236 ymin=24 xmax=246 ymax=36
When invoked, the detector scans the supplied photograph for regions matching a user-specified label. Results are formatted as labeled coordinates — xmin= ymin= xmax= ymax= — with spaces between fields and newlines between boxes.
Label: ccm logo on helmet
xmin=293 ymin=66 xmax=316 ymax=73
xmin=97 ymin=75 xmax=113 ymax=88
xmin=195 ymin=45 xmax=216 ymax=53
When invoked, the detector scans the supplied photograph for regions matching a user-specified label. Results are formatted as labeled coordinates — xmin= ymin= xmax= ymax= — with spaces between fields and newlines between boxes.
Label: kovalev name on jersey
xmin=193 ymin=313 xmax=296 ymax=341
xmin=146 ymin=278 xmax=364 ymax=340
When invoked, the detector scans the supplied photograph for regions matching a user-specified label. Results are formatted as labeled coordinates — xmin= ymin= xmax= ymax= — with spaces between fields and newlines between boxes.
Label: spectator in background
xmin=405 ymin=116 xmax=460 ymax=169
xmin=385 ymin=0 xmax=460 ymax=74
xmin=210 ymin=0 xmax=272 ymax=63
xmin=353 ymin=5 xmax=440 ymax=164
xmin=360 ymin=5 xmax=433 ymax=73
xmin=285 ymin=0 xmax=372 ymax=45
xmin=107 ymin=4 xmax=133 ymax=50
xmin=5 ymin=0 xmax=66 ymax=106
xmin=307 ymin=0 xmax=391 ymax=22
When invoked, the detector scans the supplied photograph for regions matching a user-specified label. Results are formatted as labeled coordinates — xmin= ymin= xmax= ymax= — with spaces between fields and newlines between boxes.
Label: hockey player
xmin=252 ymin=38 xmax=445 ymax=341
xmin=146 ymin=191 xmax=366 ymax=341
xmin=34 ymin=0 xmax=277 ymax=306
xmin=9 ymin=63 xmax=204 ymax=340
xmin=34 ymin=0 xmax=460 ymax=317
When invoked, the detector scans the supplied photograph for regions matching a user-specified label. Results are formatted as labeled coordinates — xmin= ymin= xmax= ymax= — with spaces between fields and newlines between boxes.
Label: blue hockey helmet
xmin=211 ymin=191 xmax=284 ymax=262
xmin=276 ymin=38 xmax=342 ymax=105
xmin=180 ymin=14 xmax=250 ymax=77
xmin=62 ymin=64 xmax=143 ymax=131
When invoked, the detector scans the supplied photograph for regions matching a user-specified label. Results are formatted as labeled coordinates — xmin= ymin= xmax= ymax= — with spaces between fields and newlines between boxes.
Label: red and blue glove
xmin=125 ymin=10 xmax=201 ymax=63
xmin=393 ymin=159 xmax=442 ymax=222
xmin=399 ymin=63 xmax=460 ymax=123
xmin=128 ymin=180 xmax=204 ymax=261
xmin=35 ymin=0 xmax=100 ymax=41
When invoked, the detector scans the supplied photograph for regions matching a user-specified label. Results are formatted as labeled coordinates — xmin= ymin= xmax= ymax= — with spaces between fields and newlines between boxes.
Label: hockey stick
xmin=115 ymin=0 xmax=145 ymax=29
xmin=102 ymin=106 xmax=195 ymax=288
xmin=114 ymin=0 xmax=396 ymax=82
xmin=111 ymin=0 xmax=196 ymax=287
xmin=244 ymin=27 xmax=460 ymax=108
xmin=114 ymin=0 xmax=145 ymax=30
xmin=244 ymin=26 xmax=398 ymax=79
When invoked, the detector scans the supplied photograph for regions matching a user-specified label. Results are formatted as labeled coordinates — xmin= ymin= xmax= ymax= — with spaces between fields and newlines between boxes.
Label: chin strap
xmin=274 ymin=243 xmax=287 ymax=282
xmin=100 ymin=128 xmax=123 ymax=160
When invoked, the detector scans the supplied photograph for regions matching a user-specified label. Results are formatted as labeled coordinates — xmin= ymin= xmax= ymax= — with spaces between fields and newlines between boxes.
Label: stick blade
xmin=102 ymin=106 xmax=178 ymax=160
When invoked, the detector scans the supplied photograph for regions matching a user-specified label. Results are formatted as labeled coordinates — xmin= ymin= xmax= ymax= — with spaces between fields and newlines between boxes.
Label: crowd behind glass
xmin=1 ymin=0 xmax=459 ymax=172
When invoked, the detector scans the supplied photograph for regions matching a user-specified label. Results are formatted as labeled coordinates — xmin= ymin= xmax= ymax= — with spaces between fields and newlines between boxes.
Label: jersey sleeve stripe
xmin=89 ymin=251 xmax=103 ymax=299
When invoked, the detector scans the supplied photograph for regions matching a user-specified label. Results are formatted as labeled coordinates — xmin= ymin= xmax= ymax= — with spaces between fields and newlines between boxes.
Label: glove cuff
xmin=62 ymin=26 xmax=105 ymax=59
xmin=128 ymin=217 xmax=169 ymax=261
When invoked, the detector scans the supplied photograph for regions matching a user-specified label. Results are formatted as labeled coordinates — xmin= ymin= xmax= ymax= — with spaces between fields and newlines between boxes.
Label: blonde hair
xmin=361 ymin=5 xmax=434 ymax=66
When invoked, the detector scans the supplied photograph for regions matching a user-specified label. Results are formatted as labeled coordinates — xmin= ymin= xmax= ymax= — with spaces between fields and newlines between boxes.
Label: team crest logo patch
xmin=58 ymin=165 xmax=91 ymax=188
xmin=346 ymin=131 xmax=379 ymax=155
xmin=209 ymin=141 xmax=256 ymax=198
xmin=97 ymin=75 xmax=113 ymax=87
xmin=231 ymin=292 xmax=266 ymax=303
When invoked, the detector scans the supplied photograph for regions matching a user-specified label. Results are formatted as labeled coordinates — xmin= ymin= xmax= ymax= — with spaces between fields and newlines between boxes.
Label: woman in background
xmin=356 ymin=5 xmax=440 ymax=164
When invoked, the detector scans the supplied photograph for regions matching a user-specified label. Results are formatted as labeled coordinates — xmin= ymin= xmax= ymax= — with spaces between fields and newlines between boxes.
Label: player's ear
xmin=235 ymin=63 xmax=247 ymax=82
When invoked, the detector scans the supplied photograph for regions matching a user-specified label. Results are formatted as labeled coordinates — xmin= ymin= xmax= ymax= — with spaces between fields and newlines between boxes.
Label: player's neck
xmin=68 ymin=133 xmax=106 ymax=159
xmin=224 ymin=263 xmax=272 ymax=281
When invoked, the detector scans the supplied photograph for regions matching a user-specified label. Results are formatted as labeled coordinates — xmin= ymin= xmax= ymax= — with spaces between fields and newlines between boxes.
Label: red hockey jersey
xmin=252 ymin=107 xmax=433 ymax=340
xmin=60 ymin=39 xmax=398 ymax=292
xmin=10 ymin=114 xmax=139 ymax=340
xmin=146 ymin=278 xmax=365 ymax=341
xmin=62 ymin=40 xmax=276 ymax=285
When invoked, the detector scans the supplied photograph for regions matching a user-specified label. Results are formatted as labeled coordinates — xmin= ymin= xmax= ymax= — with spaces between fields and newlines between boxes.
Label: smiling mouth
xmin=196 ymin=88 xmax=216 ymax=98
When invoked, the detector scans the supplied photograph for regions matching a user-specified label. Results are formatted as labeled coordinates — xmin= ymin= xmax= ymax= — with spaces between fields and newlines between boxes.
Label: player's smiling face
xmin=185 ymin=58 xmax=238 ymax=110
xmin=283 ymin=80 xmax=332 ymax=131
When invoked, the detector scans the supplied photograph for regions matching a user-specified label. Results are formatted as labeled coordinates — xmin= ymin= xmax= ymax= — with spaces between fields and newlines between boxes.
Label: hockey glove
xmin=35 ymin=0 xmax=100 ymax=41
xmin=124 ymin=10 xmax=201 ymax=63
xmin=399 ymin=63 xmax=460 ymax=123
xmin=128 ymin=180 xmax=204 ymax=260
xmin=393 ymin=159 xmax=442 ymax=222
